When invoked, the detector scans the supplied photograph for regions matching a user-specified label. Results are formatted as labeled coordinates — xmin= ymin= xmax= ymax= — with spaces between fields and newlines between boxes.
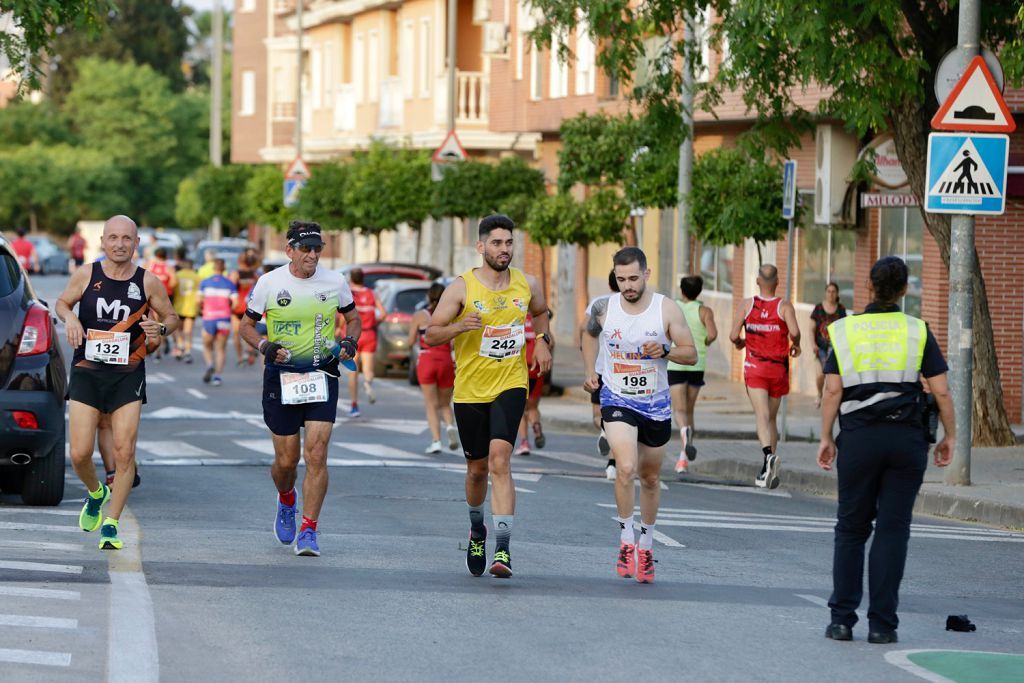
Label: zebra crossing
xmin=597 ymin=504 xmax=1024 ymax=544
xmin=0 ymin=500 xmax=103 ymax=674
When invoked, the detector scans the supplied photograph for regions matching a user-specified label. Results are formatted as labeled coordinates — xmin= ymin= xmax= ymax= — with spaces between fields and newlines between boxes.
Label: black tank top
xmin=73 ymin=262 xmax=150 ymax=373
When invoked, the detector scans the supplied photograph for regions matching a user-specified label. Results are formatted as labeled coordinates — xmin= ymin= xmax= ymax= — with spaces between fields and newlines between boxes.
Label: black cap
xmin=287 ymin=220 xmax=324 ymax=248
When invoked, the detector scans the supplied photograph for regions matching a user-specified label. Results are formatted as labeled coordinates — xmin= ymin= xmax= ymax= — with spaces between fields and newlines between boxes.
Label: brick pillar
xmin=853 ymin=209 xmax=880 ymax=312
xmin=920 ymin=226 xmax=949 ymax=355
xmin=729 ymin=243 xmax=747 ymax=382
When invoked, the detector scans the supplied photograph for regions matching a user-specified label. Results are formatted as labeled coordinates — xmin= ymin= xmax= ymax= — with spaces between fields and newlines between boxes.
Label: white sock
xmin=639 ymin=521 xmax=656 ymax=550
xmin=617 ymin=516 xmax=635 ymax=545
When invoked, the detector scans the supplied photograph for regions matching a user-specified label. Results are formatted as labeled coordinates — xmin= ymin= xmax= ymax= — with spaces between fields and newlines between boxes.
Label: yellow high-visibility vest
xmin=827 ymin=312 xmax=926 ymax=415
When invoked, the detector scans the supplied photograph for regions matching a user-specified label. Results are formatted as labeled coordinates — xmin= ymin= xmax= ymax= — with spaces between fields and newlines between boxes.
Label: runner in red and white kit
xmin=343 ymin=268 xmax=384 ymax=417
xmin=145 ymin=247 xmax=176 ymax=360
xmin=729 ymin=264 xmax=801 ymax=489
xmin=407 ymin=282 xmax=459 ymax=453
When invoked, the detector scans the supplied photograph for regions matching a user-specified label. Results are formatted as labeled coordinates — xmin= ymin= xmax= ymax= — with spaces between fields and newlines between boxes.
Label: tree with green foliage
xmin=0 ymin=101 xmax=75 ymax=146
xmin=523 ymin=188 xmax=629 ymax=248
xmin=174 ymin=176 xmax=204 ymax=230
xmin=64 ymin=57 xmax=208 ymax=226
xmin=690 ymin=147 xmax=790 ymax=264
xmin=434 ymin=156 xmax=545 ymax=220
xmin=193 ymin=164 xmax=254 ymax=233
xmin=244 ymin=165 xmax=292 ymax=232
xmin=0 ymin=143 xmax=125 ymax=233
xmin=0 ymin=0 xmax=111 ymax=89
xmin=47 ymin=0 xmax=193 ymax=104
xmin=297 ymin=161 xmax=355 ymax=233
xmin=530 ymin=0 xmax=1023 ymax=444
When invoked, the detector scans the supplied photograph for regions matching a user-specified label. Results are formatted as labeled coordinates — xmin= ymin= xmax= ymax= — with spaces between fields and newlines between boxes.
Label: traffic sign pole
xmin=779 ymin=160 xmax=797 ymax=443
xmin=946 ymin=0 xmax=979 ymax=486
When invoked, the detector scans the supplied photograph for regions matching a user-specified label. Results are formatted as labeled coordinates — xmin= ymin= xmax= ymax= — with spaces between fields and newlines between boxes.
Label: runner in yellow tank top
xmin=425 ymin=214 xmax=552 ymax=579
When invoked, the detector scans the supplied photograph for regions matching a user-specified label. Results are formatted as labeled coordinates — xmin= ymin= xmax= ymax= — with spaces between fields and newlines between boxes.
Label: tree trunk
xmin=374 ymin=232 xmax=381 ymax=262
xmin=574 ymin=244 xmax=590 ymax=337
xmin=412 ymin=222 xmax=422 ymax=265
xmin=891 ymin=98 xmax=1014 ymax=446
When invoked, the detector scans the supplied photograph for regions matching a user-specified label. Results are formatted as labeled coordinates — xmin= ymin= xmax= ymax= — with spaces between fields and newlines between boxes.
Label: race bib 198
xmin=85 ymin=329 xmax=130 ymax=365
xmin=280 ymin=371 xmax=328 ymax=405
xmin=479 ymin=324 xmax=525 ymax=360
xmin=610 ymin=360 xmax=657 ymax=397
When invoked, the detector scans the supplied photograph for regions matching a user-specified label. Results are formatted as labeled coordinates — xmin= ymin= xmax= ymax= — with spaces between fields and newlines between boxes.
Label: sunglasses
xmin=296 ymin=244 xmax=324 ymax=254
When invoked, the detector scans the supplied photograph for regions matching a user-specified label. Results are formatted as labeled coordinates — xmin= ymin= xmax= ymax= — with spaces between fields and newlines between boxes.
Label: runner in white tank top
xmin=581 ymin=247 xmax=696 ymax=585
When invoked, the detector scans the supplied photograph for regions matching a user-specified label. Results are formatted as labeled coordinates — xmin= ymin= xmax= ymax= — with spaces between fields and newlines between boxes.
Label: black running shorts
xmin=262 ymin=367 xmax=339 ymax=436
xmin=667 ymin=370 xmax=705 ymax=387
xmin=67 ymin=366 xmax=147 ymax=413
xmin=453 ymin=388 xmax=528 ymax=460
xmin=601 ymin=405 xmax=672 ymax=448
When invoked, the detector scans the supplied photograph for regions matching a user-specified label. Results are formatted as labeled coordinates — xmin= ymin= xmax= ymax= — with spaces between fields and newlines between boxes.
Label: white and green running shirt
xmin=246 ymin=264 xmax=355 ymax=372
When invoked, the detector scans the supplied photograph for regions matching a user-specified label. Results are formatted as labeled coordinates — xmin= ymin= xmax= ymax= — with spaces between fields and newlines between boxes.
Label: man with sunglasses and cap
xmin=240 ymin=221 xmax=360 ymax=557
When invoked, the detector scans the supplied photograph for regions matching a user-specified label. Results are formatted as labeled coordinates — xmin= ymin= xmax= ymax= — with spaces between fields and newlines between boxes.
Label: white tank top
xmin=599 ymin=293 xmax=670 ymax=406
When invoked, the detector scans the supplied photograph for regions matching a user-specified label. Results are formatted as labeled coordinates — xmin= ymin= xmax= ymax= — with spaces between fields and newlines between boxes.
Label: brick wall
xmin=728 ymin=244 xmax=746 ymax=383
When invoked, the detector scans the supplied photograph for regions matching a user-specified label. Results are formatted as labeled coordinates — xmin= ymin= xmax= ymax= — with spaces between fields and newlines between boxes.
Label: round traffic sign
xmin=935 ymin=47 xmax=1003 ymax=103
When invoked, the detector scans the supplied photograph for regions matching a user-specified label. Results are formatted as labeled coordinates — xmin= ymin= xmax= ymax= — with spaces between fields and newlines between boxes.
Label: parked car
xmin=26 ymin=235 xmax=70 ymax=275
xmin=370 ymin=279 xmax=431 ymax=377
xmin=0 ymin=236 xmax=67 ymax=505
xmin=338 ymin=262 xmax=443 ymax=290
xmin=193 ymin=238 xmax=257 ymax=273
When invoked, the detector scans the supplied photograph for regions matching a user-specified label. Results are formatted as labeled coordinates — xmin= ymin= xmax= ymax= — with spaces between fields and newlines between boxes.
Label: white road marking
xmin=336 ymin=443 xmax=427 ymax=460
xmin=682 ymin=481 xmax=792 ymax=498
xmin=883 ymin=650 xmax=961 ymax=683
xmin=108 ymin=509 xmax=159 ymax=683
xmin=0 ymin=520 xmax=83 ymax=534
xmin=186 ymin=389 xmax=207 ymax=399
xmin=0 ymin=560 xmax=83 ymax=574
xmin=0 ymin=508 xmax=78 ymax=517
xmin=795 ymin=593 xmax=829 ymax=608
xmin=511 ymin=472 xmax=543 ymax=483
xmin=234 ymin=439 xmax=276 ymax=455
xmin=652 ymin=530 xmax=685 ymax=548
xmin=0 ymin=585 xmax=81 ymax=601
xmin=0 ymin=539 xmax=85 ymax=552
xmin=0 ymin=614 xmax=77 ymax=629
xmin=533 ymin=449 xmax=604 ymax=468
xmin=514 ymin=487 xmax=535 ymax=494
xmin=0 ymin=648 xmax=71 ymax=667
xmin=148 ymin=407 xmax=263 ymax=420
xmin=660 ymin=481 xmax=669 ymax=491
xmin=136 ymin=441 xmax=216 ymax=458
xmin=146 ymin=372 xmax=175 ymax=384
xmin=349 ymin=418 xmax=429 ymax=436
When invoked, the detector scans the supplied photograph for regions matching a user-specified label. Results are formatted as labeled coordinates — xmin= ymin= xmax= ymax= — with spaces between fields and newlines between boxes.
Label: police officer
xmin=816 ymin=256 xmax=955 ymax=644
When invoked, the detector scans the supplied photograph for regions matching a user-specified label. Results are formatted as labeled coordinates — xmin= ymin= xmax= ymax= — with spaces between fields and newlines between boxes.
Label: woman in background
xmin=407 ymin=283 xmax=459 ymax=454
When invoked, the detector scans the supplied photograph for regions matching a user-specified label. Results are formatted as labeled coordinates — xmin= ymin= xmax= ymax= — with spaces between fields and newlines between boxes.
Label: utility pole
xmin=675 ymin=11 xmax=696 ymax=278
xmin=295 ymin=0 xmax=304 ymax=160
xmin=209 ymin=0 xmax=224 ymax=240
xmin=945 ymin=0 xmax=979 ymax=486
xmin=440 ymin=0 xmax=457 ymax=275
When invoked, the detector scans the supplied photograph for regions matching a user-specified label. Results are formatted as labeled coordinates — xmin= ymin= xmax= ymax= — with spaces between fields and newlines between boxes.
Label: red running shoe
xmin=616 ymin=543 xmax=636 ymax=578
xmin=636 ymin=547 xmax=655 ymax=583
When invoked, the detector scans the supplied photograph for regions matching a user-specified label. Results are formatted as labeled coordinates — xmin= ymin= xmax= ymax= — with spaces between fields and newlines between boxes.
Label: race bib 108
xmin=280 ymin=371 xmax=328 ymax=405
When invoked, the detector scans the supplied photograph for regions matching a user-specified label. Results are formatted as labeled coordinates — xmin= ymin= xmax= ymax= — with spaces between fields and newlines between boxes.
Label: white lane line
xmin=534 ymin=450 xmax=604 ymax=468
xmin=514 ymin=487 xmax=535 ymax=494
xmin=682 ymin=481 xmax=793 ymax=498
xmin=108 ymin=509 xmax=159 ymax=683
xmin=0 ymin=508 xmax=78 ymax=517
xmin=336 ymin=443 xmax=428 ymax=460
xmin=0 ymin=560 xmax=83 ymax=574
xmin=795 ymin=593 xmax=829 ymax=608
xmin=136 ymin=441 xmax=216 ymax=458
xmin=350 ymin=418 xmax=430 ymax=435
xmin=0 ymin=585 xmax=81 ymax=601
xmin=660 ymin=481 xmax=669 ymax=491
xmin=0 ymin=648 xmax=71 ymax=667
xmin=0 ymin=521 xmax=86 ymax=534
xmin=884 ymin=650 xmax=960 ymax=683
xmin=658 ymin=519 xmax=834 ymax=533
xmin=186 ymin=388 xmax=207 ymax=399
xmin=0 ymin=539 xmax=85 ymax=552
xmin=511 ymin=472 xmax=543 ymax=483
xmin=234 ymin=439 xmax=277 ymax=455
xmin=652 ymin=530 xmax=685 ymax=548
xmin=912 ymin=532 xmax=1024 ymax=543
xmin=0 ymin=614 xmax=78 ymax=629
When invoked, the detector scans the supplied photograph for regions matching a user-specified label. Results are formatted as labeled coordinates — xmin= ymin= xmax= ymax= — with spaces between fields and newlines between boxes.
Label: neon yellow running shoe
xmin=99 ymin=519 xmax=123 ymax=550
xmin=79 ymin=484 xmax=110 ymax=532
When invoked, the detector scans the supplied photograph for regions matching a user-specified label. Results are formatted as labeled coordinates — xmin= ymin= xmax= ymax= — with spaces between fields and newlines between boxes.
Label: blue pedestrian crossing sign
xmin=283 ymin=178 xmax=306 ymax=208
xmin=925 ymin=132 xmax=1008 ymax=215
xmin=781 ymin=159 xmax=798 ymax=219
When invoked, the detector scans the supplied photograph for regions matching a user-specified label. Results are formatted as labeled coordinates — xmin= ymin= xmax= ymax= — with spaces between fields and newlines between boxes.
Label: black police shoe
xmin=867 ymin=630 xmax=898 ymax=644
xmin=824 ymin=624 xmax=852 ymax=641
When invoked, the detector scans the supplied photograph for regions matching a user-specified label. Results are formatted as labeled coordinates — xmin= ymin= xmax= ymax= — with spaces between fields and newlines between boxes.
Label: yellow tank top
xmin=453 ymin=267 xmax=532 ymax=403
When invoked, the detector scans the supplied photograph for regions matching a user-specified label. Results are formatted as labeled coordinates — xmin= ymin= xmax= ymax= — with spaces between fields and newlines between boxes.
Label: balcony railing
xmin=335 ymin=84 xmax=356 ymax=132
xmin=272 ymin=101 xmax=296 ymax=120
xmin=379 ymin=77 xmax=404 ymax=128
xmin=434 ymin=71 xmax=489 ymax=126
xmin=274 ymin=0 xmax=295 ymax=14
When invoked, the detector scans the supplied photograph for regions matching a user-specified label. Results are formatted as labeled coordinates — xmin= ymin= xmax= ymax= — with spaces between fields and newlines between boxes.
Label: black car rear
xmin=0 ymin=236 xmax=67 ymax=505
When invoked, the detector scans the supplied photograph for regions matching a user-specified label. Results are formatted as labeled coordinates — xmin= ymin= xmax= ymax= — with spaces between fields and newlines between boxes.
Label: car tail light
xmin=11 ymin=411 xmax=39 ymax=429
xmin=17 ymin=304 xmax=52 ymax=356
xmin=386 ymin=312 xmax=412 ymax=324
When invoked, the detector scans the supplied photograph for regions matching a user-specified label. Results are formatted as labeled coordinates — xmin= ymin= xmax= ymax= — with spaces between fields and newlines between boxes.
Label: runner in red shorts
xmin=729 ymin=264 xmax=801 ymax=489
xmin=343 ymin=268 xmax=385 ymax=417
xmin=515 ymin=312 xmax=551 ymax=455
xmin=407 ymin=283 xmax=459 ymax=453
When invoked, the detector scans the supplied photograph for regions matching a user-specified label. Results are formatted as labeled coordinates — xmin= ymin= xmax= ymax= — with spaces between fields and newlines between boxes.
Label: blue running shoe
xmin=274 ymin=499 xmax=297 ymax=544
xmin=295 ymin=528 xmax=320 ymax=557
xmin=348 ymin=404 xmax=360 ymax=418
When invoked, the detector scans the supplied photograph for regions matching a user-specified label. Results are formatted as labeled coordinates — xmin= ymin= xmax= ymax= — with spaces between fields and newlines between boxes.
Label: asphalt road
xmin=1 ymin=274 xmax=1022 ymax=682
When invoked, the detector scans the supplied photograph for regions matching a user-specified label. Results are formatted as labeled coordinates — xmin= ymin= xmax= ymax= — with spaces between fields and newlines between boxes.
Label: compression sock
xmin=618 ymin=516 xmax=635 ymax=545
xmin=279 ymin=488 xmax=296 ymax=507
xmin=493 ymin=515 xmax=513 ymax=550
xmin=468 ymin=504 xmax=485 ymax=537
xmin=639 ymin=521 xmax=656 ymax=550
xmin=300 ymin=516 xmax=317 ymax=532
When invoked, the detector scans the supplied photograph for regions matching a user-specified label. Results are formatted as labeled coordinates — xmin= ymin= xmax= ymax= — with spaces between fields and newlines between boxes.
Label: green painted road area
xmin=888 ymin=650 xmax=1024 ymax=682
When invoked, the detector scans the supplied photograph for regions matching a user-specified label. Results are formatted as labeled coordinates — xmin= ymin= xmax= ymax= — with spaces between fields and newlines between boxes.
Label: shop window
xmin=794 ymin=193 xmax=857 ymax=308
xmin=879 ymin=208 xmax=923 ymax=317
xmin=699 ymin=244 xmax=734 ymax=293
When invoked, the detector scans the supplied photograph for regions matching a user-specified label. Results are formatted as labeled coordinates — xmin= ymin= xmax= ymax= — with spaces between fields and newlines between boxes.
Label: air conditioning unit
xmin=482 ymin=22 xmax=509 ymax=56
xmin=814 ymin=123 xmax=859 ymax=225
xmin=473 ymin=0 xmax=491 ymax=24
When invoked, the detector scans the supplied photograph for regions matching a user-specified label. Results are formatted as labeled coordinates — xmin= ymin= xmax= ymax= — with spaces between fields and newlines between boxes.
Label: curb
xmin=689 ymin=457 xmax=1024 ymax=530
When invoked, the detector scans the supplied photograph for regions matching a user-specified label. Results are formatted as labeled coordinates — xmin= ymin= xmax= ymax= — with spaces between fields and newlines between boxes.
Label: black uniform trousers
xmin=828 ymin=421 xmax=928 ymax=633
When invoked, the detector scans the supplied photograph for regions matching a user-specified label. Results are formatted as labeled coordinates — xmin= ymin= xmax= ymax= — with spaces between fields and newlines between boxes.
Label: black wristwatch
xmin=536 ymin=332 xmax=551 ymax=346
xmin=662 ymin=344 xmax=671 ymax=357
xmin=159 ymin=323 xmax=167 ymax=336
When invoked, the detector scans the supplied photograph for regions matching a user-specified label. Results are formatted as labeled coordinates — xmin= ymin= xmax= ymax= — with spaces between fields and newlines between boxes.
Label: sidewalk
xmin=545 ymin=341 xmax=1024 ymax=530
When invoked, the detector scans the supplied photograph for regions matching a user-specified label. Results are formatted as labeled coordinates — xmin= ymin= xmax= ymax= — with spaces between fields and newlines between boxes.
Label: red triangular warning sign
xmin=931 ymin=56 xmax=1016 ymax=133
xmin=432 ymin=131 xmax=467 ymax=163
xmin=285 ymin=156 xmax=310 ymax=180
